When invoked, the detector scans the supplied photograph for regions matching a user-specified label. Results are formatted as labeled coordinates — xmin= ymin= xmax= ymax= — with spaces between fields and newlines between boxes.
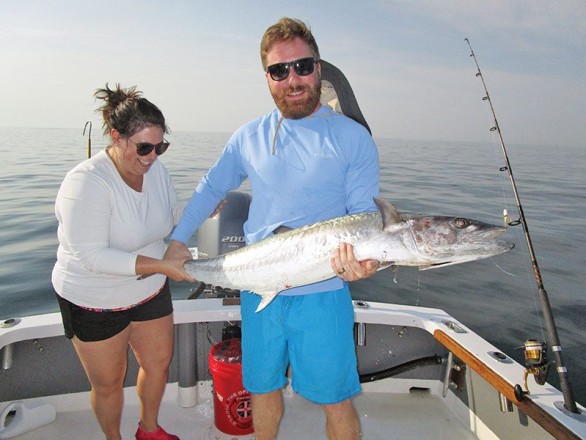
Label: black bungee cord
xmin=464 ymin=38 xmax=579 ymax=414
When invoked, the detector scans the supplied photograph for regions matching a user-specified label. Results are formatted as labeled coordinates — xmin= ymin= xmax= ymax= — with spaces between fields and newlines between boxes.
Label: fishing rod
xmin=464 ymin=38 xmax=579 ymax=414
xmin=83 ymin=121 xmax=92 ymax=159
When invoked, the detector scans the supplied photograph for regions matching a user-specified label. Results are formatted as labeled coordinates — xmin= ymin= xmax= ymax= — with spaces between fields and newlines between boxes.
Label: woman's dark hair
xmin=94 ymin=83 xmax=169 ymax=137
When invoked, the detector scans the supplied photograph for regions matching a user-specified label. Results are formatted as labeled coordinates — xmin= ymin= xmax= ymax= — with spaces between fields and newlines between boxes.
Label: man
xmin=166 ymin=18 xmax=380 ymax=439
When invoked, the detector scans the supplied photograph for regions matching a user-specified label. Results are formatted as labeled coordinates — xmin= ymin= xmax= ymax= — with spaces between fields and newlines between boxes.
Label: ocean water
xmin=1 ymin=127 xmax=585 ymax=405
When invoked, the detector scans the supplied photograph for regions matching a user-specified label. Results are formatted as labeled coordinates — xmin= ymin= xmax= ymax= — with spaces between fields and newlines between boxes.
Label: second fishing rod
xmin=465 ymin=37 xmax=578 ymax=415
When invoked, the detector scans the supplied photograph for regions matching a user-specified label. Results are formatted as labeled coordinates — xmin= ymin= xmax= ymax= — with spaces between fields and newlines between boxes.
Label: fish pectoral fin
xmin=378 ymin=261 xmax=395 ymax=271
xmin=254 ymin=291 xmax=279 ymax=313
xmin=418 ymin=264 xmax=434 ymax=271
xmin=418 ymin=261 xmax=455 ymax=270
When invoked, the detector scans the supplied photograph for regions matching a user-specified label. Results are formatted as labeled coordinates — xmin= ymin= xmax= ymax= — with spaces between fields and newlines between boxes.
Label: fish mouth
xmin=420 ymin=240 xmax=515 ymax=270
xmin=475 ymin=225 xmax=508 ymax=239
xmin=481 ymin=239 xmax=515 ymax=257
xmin=466 ymin=226 xmax=512 ymax=247
xmin=471 ymin=238 xmax=515 ymax=256
xmin=502 ymin=240 xmax=515 ymax=251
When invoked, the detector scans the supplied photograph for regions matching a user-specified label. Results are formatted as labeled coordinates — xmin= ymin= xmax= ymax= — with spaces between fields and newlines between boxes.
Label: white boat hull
xmin=1 ymin=298 xmax=584 ymax=439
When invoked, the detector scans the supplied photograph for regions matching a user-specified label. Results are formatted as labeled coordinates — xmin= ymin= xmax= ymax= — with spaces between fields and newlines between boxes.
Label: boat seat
xmin=319 ymin=59 xmax=371 ymax=134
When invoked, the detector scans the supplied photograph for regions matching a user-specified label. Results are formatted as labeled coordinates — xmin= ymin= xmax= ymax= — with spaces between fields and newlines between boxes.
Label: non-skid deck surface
xmin=11 ymin=387 xmax=477 ymax=440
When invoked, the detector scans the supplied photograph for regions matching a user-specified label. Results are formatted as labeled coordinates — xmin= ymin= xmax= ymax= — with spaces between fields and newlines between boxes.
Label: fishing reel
xmin=514 ymin=339 xmax=551 ymax=401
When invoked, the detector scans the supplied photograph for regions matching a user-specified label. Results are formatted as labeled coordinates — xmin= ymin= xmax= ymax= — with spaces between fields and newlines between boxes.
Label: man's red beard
xmin=272 ymin=82 xmax=321 ymax=119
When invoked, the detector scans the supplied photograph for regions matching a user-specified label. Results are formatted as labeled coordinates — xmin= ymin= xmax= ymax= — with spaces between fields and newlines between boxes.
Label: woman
xmin=52 ymin=84 xmax=193 ymax=440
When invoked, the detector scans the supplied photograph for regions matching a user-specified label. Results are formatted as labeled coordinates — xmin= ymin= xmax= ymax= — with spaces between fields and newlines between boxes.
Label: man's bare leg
xmin=251 ymin=390 xmax=284 ymax=440
xmin=322 ymin=399 xmax=360 ymax=440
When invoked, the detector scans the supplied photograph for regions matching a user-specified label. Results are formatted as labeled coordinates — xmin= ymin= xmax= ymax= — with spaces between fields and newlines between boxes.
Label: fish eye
xmin=454 ymin=218 xmax=470 ymax=229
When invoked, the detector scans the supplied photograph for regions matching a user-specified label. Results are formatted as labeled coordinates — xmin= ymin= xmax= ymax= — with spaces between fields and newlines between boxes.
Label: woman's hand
xmin=162 ymin=240 xmax=195 ymax=282
xmin=161 ymin=256 xmax=196 ymax=282
xmin=136 ymin=247 xmax=195 ymax=282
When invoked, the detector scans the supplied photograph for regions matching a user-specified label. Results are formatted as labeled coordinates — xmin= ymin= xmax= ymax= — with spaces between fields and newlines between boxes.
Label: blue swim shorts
xmin=240 ymin=287 xmax=360 ymax=405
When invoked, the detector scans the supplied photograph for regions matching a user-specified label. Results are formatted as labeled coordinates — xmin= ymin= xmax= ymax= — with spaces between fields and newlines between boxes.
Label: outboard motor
xmin=178 ymin=192 xmax=251 ymax=409
xmin=195 ymin=191 xmax=251 ymax=341
xmin=196 ymin=191 xmax=251 ymax=258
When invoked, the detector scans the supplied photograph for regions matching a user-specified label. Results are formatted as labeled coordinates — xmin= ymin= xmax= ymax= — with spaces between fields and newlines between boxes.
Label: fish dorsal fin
xmin=374 ymin=197 xmax=404 ymax=231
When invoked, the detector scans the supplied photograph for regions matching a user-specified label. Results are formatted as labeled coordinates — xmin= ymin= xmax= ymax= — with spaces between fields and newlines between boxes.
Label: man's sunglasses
xmin=266 ymin=57 xmax=318 ymax=81
xmin=126 ymin=138 xmax=170 ymax=156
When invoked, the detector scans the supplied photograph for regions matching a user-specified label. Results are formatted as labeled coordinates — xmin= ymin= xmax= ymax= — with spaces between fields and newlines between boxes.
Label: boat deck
xmin=4 ymin=300 xmax=580 ymax=439
xmin=10 ymin=381 xmax=478 ymax=440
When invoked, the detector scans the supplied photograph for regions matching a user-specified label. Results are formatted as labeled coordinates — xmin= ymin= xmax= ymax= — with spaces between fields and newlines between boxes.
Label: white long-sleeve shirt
xmin=52 ymin=149 xmax=184 ymax=308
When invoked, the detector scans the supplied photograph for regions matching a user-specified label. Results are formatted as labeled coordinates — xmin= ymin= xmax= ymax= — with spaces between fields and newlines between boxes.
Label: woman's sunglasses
xmin=266 ymin=57 xmax=318 ymax=81
xmin=126 ymin=138 xmax=170 ymax=156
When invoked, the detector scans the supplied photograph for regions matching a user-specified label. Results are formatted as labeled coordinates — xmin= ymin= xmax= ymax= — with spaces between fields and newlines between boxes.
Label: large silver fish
xmin=184 ymin=198 xmax=514 ymax=312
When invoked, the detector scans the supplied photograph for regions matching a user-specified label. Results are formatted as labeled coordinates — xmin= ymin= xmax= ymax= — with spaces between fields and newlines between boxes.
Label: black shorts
xmin=55 ymin=280 xmax=173 ymax=342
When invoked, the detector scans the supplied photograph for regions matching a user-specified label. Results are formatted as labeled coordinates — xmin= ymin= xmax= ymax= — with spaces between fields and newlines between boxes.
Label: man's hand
xmin=164 ymin=240 xmax=193 ymax=260
xmin=210 ymin=199 xmax=227 ymax=218
xmin=331 ymin=243 xmax=380 ymax=282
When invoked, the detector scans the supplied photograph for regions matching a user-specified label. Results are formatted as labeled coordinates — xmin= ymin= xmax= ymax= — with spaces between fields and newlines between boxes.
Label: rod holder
xmin=356 ymin=322 xmax=366 ymax=346
xmin=499 ymin=392 xmax=514 ymax=412
xmin=2 ymin=344 xmax=14 ymax=370
xmin=442 ymin=352 xmax=454 ymax=397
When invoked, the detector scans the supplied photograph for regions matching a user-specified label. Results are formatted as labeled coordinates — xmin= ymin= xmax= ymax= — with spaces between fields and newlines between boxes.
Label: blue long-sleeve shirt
xmin=172 ymin=105 xmax=380 ymax=295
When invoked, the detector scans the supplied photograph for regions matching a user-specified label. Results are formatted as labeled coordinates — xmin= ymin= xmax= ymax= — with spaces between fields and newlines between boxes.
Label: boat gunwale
xmin=1 ymin=298 xmax=585 ymax=438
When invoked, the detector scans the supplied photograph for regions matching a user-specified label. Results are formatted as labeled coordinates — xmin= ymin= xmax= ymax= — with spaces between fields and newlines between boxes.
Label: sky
xmin=0 ymin=0 xmax=584 ymax=147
